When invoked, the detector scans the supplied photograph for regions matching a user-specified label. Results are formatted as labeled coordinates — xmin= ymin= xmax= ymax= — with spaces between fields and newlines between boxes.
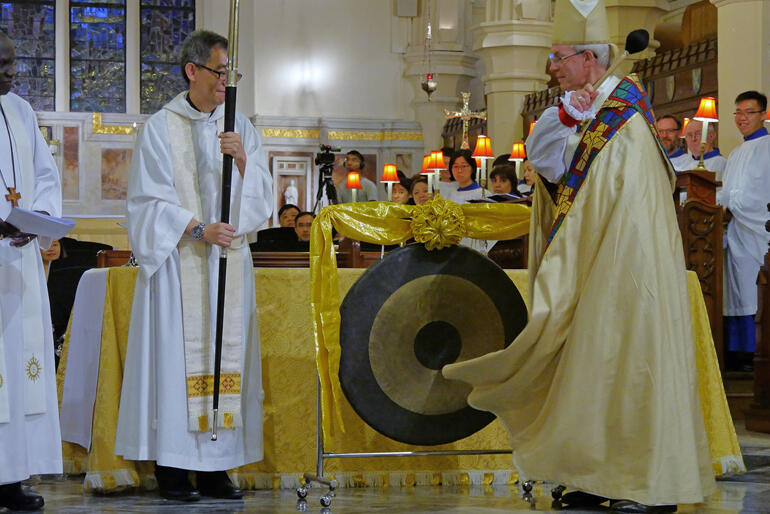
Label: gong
xmin=339 ymin=244 xmax=527 ymax=446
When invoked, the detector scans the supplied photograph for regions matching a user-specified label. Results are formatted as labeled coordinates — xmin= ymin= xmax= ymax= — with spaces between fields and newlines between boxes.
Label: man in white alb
xmin=718 ymin=90 xmax=770 ymax=370
xmin=0 ymin=31 xmax=63 ymax=512
xmin=682 ymin=120 xmax=727 ymax=179
xmin=115 ymin=30 xmax=273 ymax=501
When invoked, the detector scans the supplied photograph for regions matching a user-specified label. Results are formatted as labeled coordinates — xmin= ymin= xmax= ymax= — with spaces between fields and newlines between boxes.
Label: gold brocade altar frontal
xmin=55 ymin=266 xmax=740 ymax=492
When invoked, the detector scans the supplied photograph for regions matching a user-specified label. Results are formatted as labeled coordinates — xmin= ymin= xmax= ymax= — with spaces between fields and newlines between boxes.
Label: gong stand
xmin=297 ymin=376 xmax=513 ymax=510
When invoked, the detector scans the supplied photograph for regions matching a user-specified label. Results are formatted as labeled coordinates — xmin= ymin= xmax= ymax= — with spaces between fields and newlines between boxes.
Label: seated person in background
xmin=517 ymin=158 xmax=536 ymax=196
xmin=408 ymin=176 xmax=430 ymax=205
xmin=490 ymin=163 xmax=518 ymax=195
xmin=683 ymin=120 xmax=727 ymax=180
xmin=294 ymin=211 xmax=315 ymax=242
xmin=446 ymin=150 xmax=485 ymax=204
xmin=392 ymin=170 xmax=412 ymax=204
xmin=278 ymin=203 xmax=300 ymax=227
xmin=336 ymin=150 xmax=378 ymax=203
xmin=437 ymin=148 xmax=457 ymax=197
xmin=40 ymin=239 xmax=62 ymax=278
xmin=657 ymin=114 xmax=691 ymax=171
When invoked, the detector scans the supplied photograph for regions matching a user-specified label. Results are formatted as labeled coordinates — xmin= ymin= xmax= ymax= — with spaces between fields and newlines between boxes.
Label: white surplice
xmin=717 ymin=129 xmax=770 ymax=316
xmin=114 ymin=93 xmax=272 ymax=471
xmin=677 ymin=150 xmax=728 ymax=182
xmin=0 ymin=92 xmax=63 ymax=485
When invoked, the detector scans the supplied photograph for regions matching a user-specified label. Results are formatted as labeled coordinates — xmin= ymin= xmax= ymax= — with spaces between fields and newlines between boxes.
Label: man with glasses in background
xmin=115 ymin=29 xmax=273 ymax=501
xmin=656 ymin=115 xmax=691 ymax=171
xmin=718 ymin=90 xmax=770 ymax=371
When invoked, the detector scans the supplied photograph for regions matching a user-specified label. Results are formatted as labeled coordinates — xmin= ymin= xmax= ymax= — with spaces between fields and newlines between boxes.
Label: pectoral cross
xmin=444 ymin=92 xmax=487 ymax=150
xmin=5 ymin=187 xmax=20 ymax=207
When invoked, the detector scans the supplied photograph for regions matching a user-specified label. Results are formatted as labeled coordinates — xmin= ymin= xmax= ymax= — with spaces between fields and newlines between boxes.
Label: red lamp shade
xmin=509 ymin=142 xmax=527 ymax=161
xmin=765 ymin=110 xmax=770 ymax=123
xmin=528 ymin=120 xmax=537 ymax=135
xmin=345 ymin=171 xmax=362 ymax=189
xmin=420 ymin=154 xmax=431 ymax=174
xmin=428 ymin=150 xmax=446 ymax=170
xmin=680 ymin=117 xmax=691 ymax=138
xmin=693 ymin=97 xmax=718 ymax=122
xmin=472 ymin=134 xmax=494 ymax=158
xmin=381 ymin=164 xmax=399 ymax=182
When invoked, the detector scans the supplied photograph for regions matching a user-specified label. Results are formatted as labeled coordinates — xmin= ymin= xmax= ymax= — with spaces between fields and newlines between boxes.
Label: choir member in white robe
xmin=682 ymin=120 xmax=727 ymax=180
xmin=336 ymin=150 xmax=378 ymax=203
xmin=115 ymin=30 xmax=272 ymax=501
xmin=656 ymin=114 xmax=691 ymax=171
xmin=716 ymin=91 xmax=770 ymax=362
xmin=0 ymin=31 xmax=62 ymax=511
xmin=444 ymin=151 xmax=493 ymax=251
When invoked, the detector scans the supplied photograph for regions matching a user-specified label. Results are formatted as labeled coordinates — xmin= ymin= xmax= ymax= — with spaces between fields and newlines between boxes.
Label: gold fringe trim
xmin=228 ymin=469 xmax=518 ymax=490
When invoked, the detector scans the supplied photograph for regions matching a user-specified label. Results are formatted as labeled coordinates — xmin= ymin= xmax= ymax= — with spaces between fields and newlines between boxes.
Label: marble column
xmin=711 ymin=0 xmax=770 ymax=153
xmin=474 ymin=0 xmax=552 ymax=154
xmin=605 ymin=0 xmax=667 ymax=76
xmin=404 ymin=0 xmax=479 ymax=154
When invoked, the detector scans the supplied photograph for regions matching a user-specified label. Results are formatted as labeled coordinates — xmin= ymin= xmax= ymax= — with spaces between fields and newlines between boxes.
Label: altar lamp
xmin=346 ymin=171 xmax=362 ymax=202
xmin=427 ymin=150 xmax=446 ymax=193
xmin=471 ymin=135 xmax=494 ymax=194
xmin=508 ymin=142 xmax=527 ymax=179
xmin=693 ymin=97 xmax=718 ymax=170
xmin=381 ymin=164 xmax=399 ymax=201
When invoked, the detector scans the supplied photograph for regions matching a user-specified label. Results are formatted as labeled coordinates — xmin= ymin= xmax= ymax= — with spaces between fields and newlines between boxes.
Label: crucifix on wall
xmin=444 ymin=92 xmax=486 ymax=150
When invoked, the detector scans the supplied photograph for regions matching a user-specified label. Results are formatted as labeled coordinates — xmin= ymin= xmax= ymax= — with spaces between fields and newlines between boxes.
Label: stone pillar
xmin=474 ymin=0 xmax=552 ymax=155
xmin=404 ymin=0 xmax=479 ymax=154
xmin=605 ymin=0 xmax=668 ymax=76
xmin=711 ymin=0 xmax=770 ymax=153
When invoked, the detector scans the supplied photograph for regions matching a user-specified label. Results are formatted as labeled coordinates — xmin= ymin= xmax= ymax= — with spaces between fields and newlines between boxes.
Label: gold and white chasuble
xmin=444 ymin=76 xmax=722 ymax=506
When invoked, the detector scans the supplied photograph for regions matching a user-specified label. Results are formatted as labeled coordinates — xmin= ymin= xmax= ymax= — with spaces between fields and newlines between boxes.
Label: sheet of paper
xmin=5 ymin=207 xmax=76 ymax=239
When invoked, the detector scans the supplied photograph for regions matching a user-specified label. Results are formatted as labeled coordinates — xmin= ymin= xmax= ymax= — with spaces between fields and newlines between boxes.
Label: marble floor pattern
xmin=15 ymin=421 xmax=770 ymax=514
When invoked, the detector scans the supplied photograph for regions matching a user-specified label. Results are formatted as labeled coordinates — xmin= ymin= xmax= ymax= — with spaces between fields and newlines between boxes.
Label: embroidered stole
xmin=166 ymin=110 xmax=245 ymax=432
xmin=544 ymin=75 xmax=660 ymax=251
xmin=0 ymin=95 xmax=47 ymax=425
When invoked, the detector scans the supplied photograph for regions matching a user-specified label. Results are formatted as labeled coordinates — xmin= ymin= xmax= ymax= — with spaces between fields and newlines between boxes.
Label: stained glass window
xmin=140 ymin=0 xmax=195 ymax=114
xmin=70 ymin=0 xmax=126 ymax=113
xmin=0 ymin=1 xmax=56 ymax=111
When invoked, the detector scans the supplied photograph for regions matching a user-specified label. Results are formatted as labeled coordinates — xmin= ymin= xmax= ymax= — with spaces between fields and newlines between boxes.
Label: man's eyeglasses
xmin=548 ymin=50 xmax=585 ymax=65
xmin=193 ymin=62 xmax=243 ymax=83
xmin=733 ymin=110 xmax=765 ymax=118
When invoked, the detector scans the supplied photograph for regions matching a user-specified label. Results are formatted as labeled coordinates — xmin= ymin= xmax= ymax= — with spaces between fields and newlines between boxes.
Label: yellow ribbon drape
xmin=309 ymin=195 xmax=531 ymax=445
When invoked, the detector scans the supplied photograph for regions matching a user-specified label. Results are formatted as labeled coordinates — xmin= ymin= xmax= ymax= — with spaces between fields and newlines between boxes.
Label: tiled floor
xmin=16 ymin=421 xmax=770 ymax=513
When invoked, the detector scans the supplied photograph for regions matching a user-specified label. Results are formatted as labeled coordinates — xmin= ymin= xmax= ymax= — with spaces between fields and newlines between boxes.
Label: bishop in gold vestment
xmin=443 ymin=76 xmax=716 ymax=506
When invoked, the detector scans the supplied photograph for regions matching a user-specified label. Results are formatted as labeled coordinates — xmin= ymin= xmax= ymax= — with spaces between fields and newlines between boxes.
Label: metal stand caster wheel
xmin=551 ymin=484 xmax=566 ymax=500
xmin=522 ymin=480 xmax=534 ymax=493
xmin=320 ymin=494 xmax=333 ymax=507
xmin=296 ymin=486 xmax=309 ymax=499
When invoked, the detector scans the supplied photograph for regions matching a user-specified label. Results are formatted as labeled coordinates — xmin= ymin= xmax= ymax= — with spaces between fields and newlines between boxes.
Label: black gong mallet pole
xmin=212 ymin=0 xmax=240 ymax=442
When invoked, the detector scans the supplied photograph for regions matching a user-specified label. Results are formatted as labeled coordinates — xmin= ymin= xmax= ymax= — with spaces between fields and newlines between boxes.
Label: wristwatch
xmin=191 ymin=222 xmax=206 ymax=241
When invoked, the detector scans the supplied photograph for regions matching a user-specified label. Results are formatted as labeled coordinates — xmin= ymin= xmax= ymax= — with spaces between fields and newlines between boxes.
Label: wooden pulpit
xmin=744 ymin=206 xmax=770 ymax=433
xmin=675 ymin=168 xmax=724 ymax=370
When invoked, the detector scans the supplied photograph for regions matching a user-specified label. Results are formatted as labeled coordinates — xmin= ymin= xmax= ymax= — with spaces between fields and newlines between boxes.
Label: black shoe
xmin=561 ymin=490 xmax=610 ymax=507
xmin=611 ymin=500 xmax=676 ymax=513
xmin=197 ymin=471 xmax=244 ymax=500
xmin=0 ymin=482 xmax=44 ymax=511
xmin=154 ymin=465 xmax=200 ymax=502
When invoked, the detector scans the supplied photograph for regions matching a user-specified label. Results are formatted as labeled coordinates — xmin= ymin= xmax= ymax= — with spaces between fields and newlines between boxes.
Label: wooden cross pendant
xmin=5 ymin=187 xmax=21 ymax=207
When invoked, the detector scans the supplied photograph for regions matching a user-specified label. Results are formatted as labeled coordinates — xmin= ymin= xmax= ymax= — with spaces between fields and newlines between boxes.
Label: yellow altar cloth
xmin=56 ymin=267 xmax=741 ymax=492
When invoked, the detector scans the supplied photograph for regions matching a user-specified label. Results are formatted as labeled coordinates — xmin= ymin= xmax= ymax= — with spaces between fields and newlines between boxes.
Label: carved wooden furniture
xmin=744 ymin=206 xmax=770 ymax=433
xmin=675 ymin=170 xmax=724 ymax=369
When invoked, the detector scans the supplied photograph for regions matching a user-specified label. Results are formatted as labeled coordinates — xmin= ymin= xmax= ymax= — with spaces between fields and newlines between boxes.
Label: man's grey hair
xmin=180 ymin=30 xmax=228 ymax=85
xmin=572 ymin=43 xmax=610 ymax=69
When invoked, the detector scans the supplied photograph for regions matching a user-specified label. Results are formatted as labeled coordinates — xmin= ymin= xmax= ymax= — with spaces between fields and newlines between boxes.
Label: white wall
xmin=200 ymin=0 xmax=415 ymax=120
